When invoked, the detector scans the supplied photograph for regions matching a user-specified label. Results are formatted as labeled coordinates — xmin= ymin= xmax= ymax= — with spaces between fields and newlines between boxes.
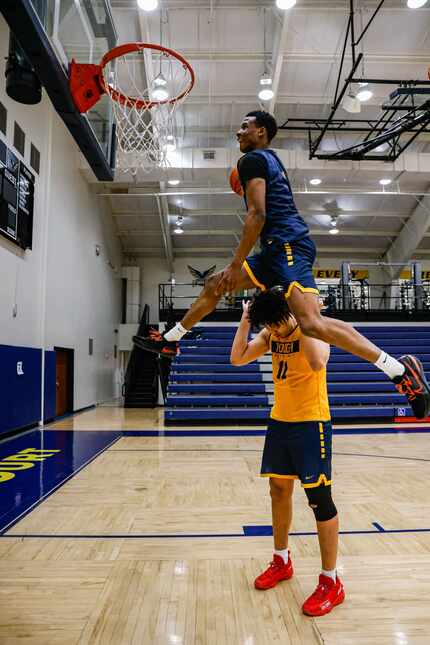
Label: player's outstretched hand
xmin=242 ymin=299 xmax=250 ymax=318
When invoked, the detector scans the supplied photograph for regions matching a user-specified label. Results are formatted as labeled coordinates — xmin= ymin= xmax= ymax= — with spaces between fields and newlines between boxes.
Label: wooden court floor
xmin=1 ymin=406 xmax=430 ymax=644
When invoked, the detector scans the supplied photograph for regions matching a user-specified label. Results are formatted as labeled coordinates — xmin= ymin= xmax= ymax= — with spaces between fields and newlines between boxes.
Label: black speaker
xmin=5 ymin=32 xmax=42 ymax=105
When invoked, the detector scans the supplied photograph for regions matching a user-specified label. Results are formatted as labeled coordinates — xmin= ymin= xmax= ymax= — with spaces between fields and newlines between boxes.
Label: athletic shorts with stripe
xmin=243 ymin=236 xmax=318 ymax=297
xmin=260 ymin=419 xmax=332 ymax=488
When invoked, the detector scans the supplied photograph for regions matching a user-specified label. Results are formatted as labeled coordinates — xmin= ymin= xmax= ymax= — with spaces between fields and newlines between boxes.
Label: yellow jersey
xmin=270 ymin=325 xmax=330 ymax=423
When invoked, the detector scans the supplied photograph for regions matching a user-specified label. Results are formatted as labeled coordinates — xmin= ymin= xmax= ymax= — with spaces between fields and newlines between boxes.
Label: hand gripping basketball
xmin=230 ymin=167 xmax=244 ymax=197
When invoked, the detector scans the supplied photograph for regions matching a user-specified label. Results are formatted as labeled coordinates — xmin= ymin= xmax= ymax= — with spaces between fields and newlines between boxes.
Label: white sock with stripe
xmin=374 ymin=352 xmax=405 ymax=380
xmin=164 ymin=323 xmax=188 ymax=342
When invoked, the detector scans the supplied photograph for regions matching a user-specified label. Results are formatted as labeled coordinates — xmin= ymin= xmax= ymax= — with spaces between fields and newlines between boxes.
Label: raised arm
xmin=230 ymin=302 xmax=270 ymax=366
xmin=301 ymin=333 xmax=330 ymax=371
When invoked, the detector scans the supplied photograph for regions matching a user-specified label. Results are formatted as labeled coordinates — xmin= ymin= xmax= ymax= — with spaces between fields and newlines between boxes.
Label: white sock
xmin=164 ymin=323 xmax=188 ymax=342
xmin=374 ymin=352 xmax=405 ymax=380
xmin=274 ymin=548 xmax=289 ymax=564
xmin=321 ymin=568 xmax=337 ymax=582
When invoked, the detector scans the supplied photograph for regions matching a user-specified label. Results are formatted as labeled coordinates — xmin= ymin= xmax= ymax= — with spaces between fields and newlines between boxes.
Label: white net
xmin=101 ymin=44 xmax=194 ymax=173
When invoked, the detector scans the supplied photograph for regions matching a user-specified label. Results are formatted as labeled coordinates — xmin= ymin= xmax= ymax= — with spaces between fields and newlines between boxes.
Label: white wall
xmin=139 ymin=256 xmax=232 ymax=323
xmin=0 ymin=16 xmax=122 ymax=409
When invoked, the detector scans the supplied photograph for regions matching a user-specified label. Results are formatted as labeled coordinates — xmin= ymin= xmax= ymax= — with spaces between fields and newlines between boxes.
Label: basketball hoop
xmin=69 ymin=43 xmax=195 ymax=173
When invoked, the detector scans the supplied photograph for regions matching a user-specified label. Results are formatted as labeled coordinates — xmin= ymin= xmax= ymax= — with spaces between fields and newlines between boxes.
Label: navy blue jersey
xmin=237 ymin=149 xmax=309 ymax=245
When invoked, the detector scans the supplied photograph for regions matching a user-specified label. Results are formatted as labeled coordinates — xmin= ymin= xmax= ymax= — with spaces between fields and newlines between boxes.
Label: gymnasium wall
xmin=0 ymin=16 xmax=122 ymax=432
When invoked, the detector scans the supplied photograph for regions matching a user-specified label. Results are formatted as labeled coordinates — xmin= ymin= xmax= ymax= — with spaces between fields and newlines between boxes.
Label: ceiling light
xmin=358 ymin=82 xmax=368 ymax=87
xmin=342 ymin=92 xmax=361 ymax=113
xmin=329 ymin=227 xmax=339 ymax=235
xmin=137 ymin=0 xmax=158 ymax=10
xmin=357 ymin=88 xmax=373 ymax=102
xmin=259 ymin=74 xmax=273 ymax=86
xmin=152 ymin=86 xmax=169 ymax=101
xmin=379 ymin=178 xmax=392 ymax=186
xmin=174 ymin=216 xmax=184 ymax=234
xmin=168 ymin=179 xmax=180 ymax=186
xmin=164 ymin=135 xmax=176 ymax=152
xmin=407 ymin=0 xmax=428 ymax=8
xmin=258 ymin=72 xmax=274 ymax=101
xmin=276 ymin=0 xmax=297 ymax=8
xmin=309 ymin=178 xmax=322 ymax=186
xmin=258 ymin=88 xmax=275 ymax=101
xmin=153 ymin=73 xmax=167 ymax=87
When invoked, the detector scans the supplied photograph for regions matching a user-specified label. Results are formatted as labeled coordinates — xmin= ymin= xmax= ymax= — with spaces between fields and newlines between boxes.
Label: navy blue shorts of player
xmin=260 ymin=419 xmax=332 ymax=488
xmin=243 ymin=235 xmax=318 ymax=297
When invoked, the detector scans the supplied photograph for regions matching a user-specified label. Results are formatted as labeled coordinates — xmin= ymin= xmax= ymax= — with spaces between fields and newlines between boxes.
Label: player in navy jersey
xmin=134 ymin=110 xmax=430 ymax=418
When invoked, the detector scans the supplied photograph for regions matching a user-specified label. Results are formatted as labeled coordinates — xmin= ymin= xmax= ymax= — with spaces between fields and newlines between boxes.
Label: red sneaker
xmin=254 ymin=553 xmax=293 ymax=590
xmin=302 ymin=574 xmax=345 ymax=617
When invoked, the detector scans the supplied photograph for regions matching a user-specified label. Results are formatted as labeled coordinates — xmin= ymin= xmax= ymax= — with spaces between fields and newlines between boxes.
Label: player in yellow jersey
xmin=230 ymin=286 xmax=345 ymax=617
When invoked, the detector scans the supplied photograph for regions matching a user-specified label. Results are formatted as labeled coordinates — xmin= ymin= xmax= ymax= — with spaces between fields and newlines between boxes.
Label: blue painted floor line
xmin=121 ymin=427 xmax=430 ymax=437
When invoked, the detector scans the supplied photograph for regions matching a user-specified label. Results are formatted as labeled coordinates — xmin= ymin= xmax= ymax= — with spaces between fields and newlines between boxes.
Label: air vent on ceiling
xmin=203 ymin=149 xmax=216 ymax=160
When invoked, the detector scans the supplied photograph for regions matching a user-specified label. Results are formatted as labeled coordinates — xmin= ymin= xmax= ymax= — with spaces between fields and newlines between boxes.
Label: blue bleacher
xmin=164 ymin=325 xmax=430 ymax=424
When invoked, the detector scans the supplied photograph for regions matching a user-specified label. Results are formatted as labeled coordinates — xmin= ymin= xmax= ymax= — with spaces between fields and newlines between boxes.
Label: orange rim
xmin=98 ymin=42 xmax=195 ymax=109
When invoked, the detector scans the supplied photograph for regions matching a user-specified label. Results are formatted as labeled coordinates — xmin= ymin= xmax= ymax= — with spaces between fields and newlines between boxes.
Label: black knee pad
xmin=304 ymin=484 xmax=337 ymax=522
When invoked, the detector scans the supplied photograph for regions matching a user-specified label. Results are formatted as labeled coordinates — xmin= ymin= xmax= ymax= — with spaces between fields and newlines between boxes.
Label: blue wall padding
xmin=0 ymin=345 xmax=56 ymax=436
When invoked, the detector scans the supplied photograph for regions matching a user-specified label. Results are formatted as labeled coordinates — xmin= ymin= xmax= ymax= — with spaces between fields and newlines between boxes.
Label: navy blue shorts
xmin=243 ymin=236 xmax=318 ymax=297
xmin=260 ymin=418 xmax=332 ymax=488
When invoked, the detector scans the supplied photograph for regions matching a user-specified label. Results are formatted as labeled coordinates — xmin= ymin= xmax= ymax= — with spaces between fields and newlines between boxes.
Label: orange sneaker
xmin=302 ymin=573 xmax=345 ymax=617
xmin=254 ymin=553 xmax=293 ymax=590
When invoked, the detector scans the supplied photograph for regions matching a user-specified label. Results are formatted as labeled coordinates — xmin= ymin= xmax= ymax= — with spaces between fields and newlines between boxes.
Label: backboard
xmin=32 ymin=0 xmax=118 ymax=164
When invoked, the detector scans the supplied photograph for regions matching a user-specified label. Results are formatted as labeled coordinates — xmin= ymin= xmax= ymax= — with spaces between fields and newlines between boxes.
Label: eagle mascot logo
xmin=187 ymin=265 xmax=217 ymax=286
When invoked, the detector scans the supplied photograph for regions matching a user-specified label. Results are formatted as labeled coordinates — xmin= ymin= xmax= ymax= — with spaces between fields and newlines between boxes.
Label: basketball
xmin=229 ymin=167 xmax=244 ymax=197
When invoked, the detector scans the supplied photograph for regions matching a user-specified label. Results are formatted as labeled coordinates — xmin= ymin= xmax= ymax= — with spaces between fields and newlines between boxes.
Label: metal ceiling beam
xmin=177 ymin=51 xmax=430 ymax=64
xmin=112 ymin=209 xmax=412 ymax=219
xmin=268 ymin=11 xmax=291 ymax=114
xmin=119 ymin=228 xmax=399 ymax=237
xmin=383 ymin=193 xmax=430 ymax=278
xmin=100 ymin=188 xmax=430 ymax=197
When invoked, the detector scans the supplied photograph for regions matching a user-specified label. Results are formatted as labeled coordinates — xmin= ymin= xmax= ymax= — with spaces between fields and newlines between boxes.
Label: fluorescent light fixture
xmin=137 ymin=0 xmax=158 ymax=10
xmin=276 ymin=0 xmax=297 ymax=8
xmin=168 ymin=179 xmax=180 ymax=186
xmin=309 ymin=178 xmax=322 ymax=186
xmin=407 ymin=0 xmax=428 ymax=8
xmin=357 ymin=88 xmax=373 ymax=102
xmin=342 ymin=93 xmax=361 ymax=113
xmin=329 ymin=227 xmax=339 ymax=235
xmin=358 ymin=82 xmax=369 ymax=87
xmin=379 ymin=178 xmax=392 ymax=186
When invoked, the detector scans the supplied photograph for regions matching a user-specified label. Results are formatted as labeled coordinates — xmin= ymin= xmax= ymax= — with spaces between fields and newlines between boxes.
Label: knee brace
xmin=304 ymin=484 xmax=337 ymax=522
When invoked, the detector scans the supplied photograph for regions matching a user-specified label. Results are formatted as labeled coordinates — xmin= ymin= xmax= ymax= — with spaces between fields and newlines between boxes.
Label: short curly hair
xmin=245 ymin=110 xmax=278 ymax=143
xmin=247 ymin=286 xmax=291 ymax=328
